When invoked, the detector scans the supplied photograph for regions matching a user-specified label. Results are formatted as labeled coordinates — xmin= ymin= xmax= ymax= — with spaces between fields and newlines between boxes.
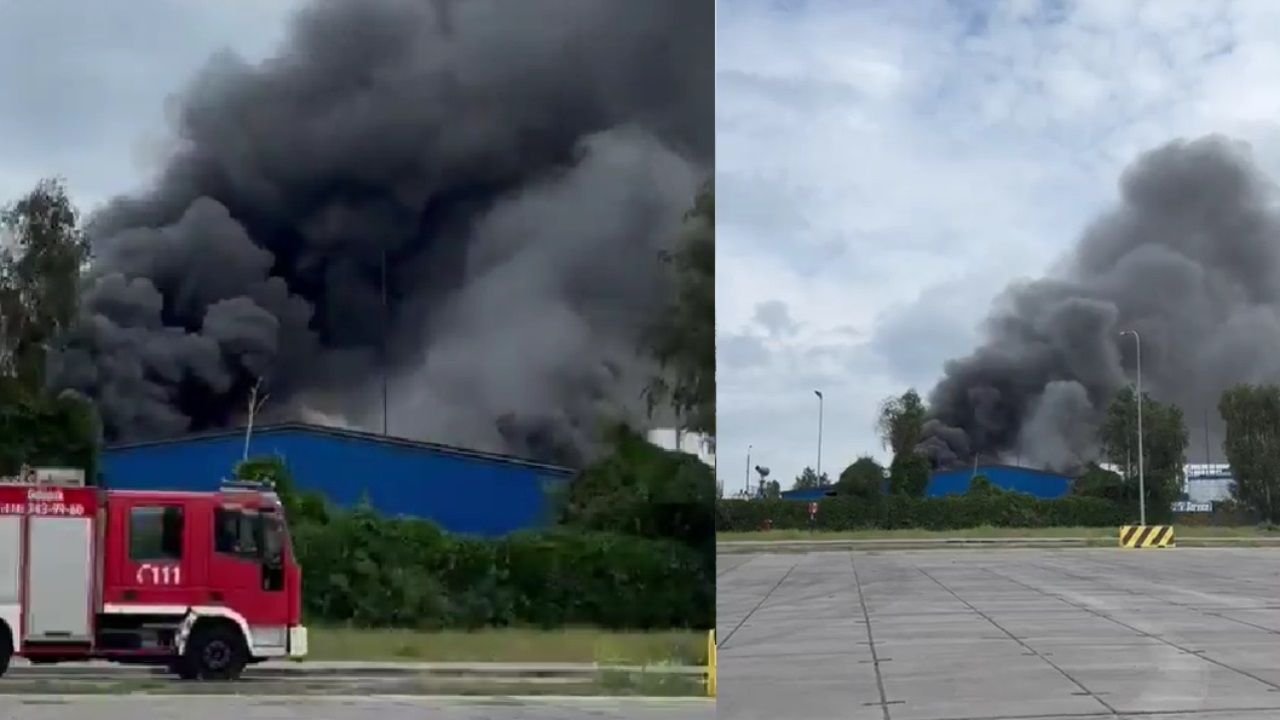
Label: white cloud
xmin=717 ymin=0 xmax=1280 ymax=488
xmin=0 ymin=1 xmax=302 ymax=212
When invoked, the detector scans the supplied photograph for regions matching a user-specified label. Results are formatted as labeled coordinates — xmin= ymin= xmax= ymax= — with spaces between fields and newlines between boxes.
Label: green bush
xmin=292 ymin=511 xmax=711 ymax=630
xmin=716 ymin=493 xmax=1129 ymax=532
xmin=240 ymin=453 xmax=712 ymax=631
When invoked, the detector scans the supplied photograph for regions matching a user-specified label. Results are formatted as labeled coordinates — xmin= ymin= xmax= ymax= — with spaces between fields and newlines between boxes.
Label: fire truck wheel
xmin=0 ymin=627 xmax=11 ymax=678
xmin=185 ymin=622 xmax=247 ymax=681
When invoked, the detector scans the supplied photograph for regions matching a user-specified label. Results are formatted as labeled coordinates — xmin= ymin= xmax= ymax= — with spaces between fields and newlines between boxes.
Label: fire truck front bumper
xmin=288 ymin=625 xmax=309 ymax=658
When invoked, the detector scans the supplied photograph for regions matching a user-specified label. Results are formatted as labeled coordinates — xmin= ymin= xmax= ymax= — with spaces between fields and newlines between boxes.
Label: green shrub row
xmin=292 ymin=507 xmax=712 ymax=630
xmin=716 ymin=494 xmax=1130 ymax=532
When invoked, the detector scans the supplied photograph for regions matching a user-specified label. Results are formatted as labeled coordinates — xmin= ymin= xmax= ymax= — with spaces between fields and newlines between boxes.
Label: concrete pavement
xmin=717 ymin=547 xmax=1280 ymax=720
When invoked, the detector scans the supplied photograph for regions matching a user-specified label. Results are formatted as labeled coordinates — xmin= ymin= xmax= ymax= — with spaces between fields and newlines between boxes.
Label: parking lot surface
xmin=717 ymin=547 xmax=1280 ymax=720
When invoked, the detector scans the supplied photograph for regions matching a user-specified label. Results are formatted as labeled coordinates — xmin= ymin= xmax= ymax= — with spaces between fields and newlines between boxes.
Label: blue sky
xmin=716 ymin=0 xmax=1280 ymax=493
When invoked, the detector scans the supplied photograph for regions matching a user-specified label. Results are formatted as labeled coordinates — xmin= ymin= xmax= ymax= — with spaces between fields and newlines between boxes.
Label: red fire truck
xmin=0 ymin=467 xmax=307 ymax=681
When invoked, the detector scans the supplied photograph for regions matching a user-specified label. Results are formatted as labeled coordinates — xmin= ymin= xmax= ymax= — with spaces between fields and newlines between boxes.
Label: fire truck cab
xmin=0 ymin=467 xmax=307 ymax=680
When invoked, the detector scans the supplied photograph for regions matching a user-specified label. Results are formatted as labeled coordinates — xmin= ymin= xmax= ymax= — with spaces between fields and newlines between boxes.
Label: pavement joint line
xmin=850 ymin=552 xmax=894 ymax=720
xmin=1030 ymin=555 xmax=1280 ymax=639
xmin=718 ymin=557 xmax=799 ymax=649
xmin=981 ymin=564 xmax=1280 ymax=694
xmin=717 ymin=554 xmax=757 ymax=579
xmin=897 ymin=705 xmax=1280 ymax=720
xmin=915 ymin=566 xmax=1120 ymax=718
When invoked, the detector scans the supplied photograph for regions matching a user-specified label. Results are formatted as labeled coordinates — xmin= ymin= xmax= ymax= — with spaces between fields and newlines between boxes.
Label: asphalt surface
xmin=717 ymin=547 xmax=1280 ymax=720
xmin=0 ymin=695 xmax=714 ymax=719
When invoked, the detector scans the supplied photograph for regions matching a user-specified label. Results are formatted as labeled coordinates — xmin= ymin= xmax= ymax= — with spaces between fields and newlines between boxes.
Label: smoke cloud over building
xmin=919 ymin=135 xmax=1280 ymax=471
xmin=50 ymin=0 xmax=712 ymax=466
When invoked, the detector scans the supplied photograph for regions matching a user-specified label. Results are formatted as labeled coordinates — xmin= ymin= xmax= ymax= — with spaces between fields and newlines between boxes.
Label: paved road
xmin=0 ymin=695 xmax=714 ymax=719
xmin=717 ymin=547 xmax=1280 ymax=720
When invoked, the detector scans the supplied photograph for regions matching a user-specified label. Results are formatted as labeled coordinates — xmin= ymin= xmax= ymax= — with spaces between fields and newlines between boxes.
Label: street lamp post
xmin=1120 ymin=329 xmax=1145 ymax=526
xmin=745 ymin=444 xmax=752 ymax=498
xmin=814 ymin=390 xmax=824 ymax=482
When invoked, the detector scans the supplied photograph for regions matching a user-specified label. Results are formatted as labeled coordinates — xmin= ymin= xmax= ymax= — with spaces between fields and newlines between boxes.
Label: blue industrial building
xmin=927 ymin=464 xmax=1070 ymax=499
xmin=100 ymin=423 xmax=576 ymax=536
xmin=779 ymin=463 xmax=1072 ymax=500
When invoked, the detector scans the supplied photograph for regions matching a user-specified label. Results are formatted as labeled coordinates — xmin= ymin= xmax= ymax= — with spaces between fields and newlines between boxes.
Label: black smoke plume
xmin=50 ymin=0 xmax=712 ymax=466
xmin=920 ymin=135 xmax=1280 ymax=472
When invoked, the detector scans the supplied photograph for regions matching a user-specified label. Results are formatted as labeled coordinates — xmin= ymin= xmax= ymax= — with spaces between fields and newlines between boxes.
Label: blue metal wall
xmin=927 ymin=464 xmax=1070 ymax=499
xmin=777 ymin=464 xmax=1071 ymax=500
xmin=100 ymin=424 xmax=575 ymax=536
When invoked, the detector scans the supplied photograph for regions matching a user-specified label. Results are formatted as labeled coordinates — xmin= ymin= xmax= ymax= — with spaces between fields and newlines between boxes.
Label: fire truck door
xmin=25 ymin=515 xmax=94 ymax=642
xmin=208 ymin=507 xmax=288 ymax=628
xmin=117 ymin=502 xmax=192 ymax=605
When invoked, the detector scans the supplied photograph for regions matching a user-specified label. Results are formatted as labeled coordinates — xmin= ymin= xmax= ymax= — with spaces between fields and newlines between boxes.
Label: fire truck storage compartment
xmin=25 ymin=515 xmax=94 ymax=642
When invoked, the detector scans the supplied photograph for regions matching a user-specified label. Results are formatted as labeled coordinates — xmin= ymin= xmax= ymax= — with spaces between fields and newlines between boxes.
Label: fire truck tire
xmin=183 ymin=622 xmax=248 ymax=681
xmin=0 ymin=625 xmax=11 ymax=678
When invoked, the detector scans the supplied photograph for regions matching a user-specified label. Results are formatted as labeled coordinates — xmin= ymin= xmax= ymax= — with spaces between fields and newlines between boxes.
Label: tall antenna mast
xmin=243 ymin=377 xmax=270 ymax=461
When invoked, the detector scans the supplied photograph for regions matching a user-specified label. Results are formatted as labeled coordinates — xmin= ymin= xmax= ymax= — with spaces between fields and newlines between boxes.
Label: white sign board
xmin=1171 ymin=501 xmax=1213 ymax=513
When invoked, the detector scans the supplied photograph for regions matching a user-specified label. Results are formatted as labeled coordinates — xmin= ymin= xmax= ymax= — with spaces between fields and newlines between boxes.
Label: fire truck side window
xmin=214 ymin=507 xmax=262 ymax=558
xmin=128 ymin=506 xmax=184 ymax=561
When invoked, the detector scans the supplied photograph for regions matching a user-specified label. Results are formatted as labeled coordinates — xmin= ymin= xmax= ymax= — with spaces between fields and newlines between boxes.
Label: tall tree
xmin=0 ymin=177 xmax=90 ymax=390
xmin=877 ymin=389 xmax=927 ymax=457
xmin=645 ymin=181 xmax=714 ymax=439
xmin=1219 ymin=384 xmax=1280 ymax=522
xmin=836 ymin=455 xmax=885 ymax=499
xmin=888 ymin=450 xmax=930 ymax=497
xmin=792 ymin=466 xmax=830 ymax=490
xmin=1098 ymin=386 xmax=1187 ymax=521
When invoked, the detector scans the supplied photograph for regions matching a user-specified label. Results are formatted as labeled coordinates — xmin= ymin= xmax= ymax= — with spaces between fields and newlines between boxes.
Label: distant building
xmin=928 ymin=464 xmax=1071 ymax=499
xmin=646 ymin=427 xmax=715 ymax=467
xmin=1183 ymin=463 xmax=1234 ymax=503
xmin=775 ymin=463 xmax=1073 ymax=500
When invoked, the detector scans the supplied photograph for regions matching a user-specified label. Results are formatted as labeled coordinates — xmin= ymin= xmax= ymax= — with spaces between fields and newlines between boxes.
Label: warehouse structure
xmin=779 ymin=463 xmax=1072 ymax=500
xmin=100 ymin=423 xmax=576 ymax=536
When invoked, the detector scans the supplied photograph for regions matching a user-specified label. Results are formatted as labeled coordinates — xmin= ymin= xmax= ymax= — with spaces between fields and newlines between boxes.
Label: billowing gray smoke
xmin=50 ymin=0 xmax=712 ymax=466
xmin=920 ymin=135 xmax=1280 ymax=471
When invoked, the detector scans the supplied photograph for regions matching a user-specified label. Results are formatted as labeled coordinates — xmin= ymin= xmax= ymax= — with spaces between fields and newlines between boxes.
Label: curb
xmin=7 ymin=660 xmax=707 ymax=679
xmin=717 ymin=537 xmax=1280 ymax=552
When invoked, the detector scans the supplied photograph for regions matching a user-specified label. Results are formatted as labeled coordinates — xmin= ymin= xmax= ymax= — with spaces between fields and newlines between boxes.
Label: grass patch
xmin=307 ymin=626 xmax=707 ymax=666
xmin=717 ymin=524 xmax=1280 ymax=542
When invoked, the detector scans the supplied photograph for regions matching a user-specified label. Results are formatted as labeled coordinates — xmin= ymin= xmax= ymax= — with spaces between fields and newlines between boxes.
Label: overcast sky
xmin=0 ymin=1 xmax=300 ymax=212
xmin=716 ymin=0 xmax=1280 ymax=493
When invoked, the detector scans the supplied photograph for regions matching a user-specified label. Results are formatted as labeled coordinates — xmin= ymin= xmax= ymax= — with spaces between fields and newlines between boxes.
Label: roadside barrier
xmin=707 ymin=629 xmax=716 ymax=697
xmin=1119 ymin=524 xmax=1175 ymax=548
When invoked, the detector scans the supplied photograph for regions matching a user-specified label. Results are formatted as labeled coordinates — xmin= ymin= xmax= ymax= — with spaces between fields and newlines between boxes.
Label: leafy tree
xmin=234 ymin=454 xmax=330 ymax=525
xmin=558 ymin=423 xmax=714 ymax=553
xmin=645 ymin=181 xmax=714 ymax=439
xmin=965 ymin=474 xmax=1001 ymax=496
xmin=761 ymin=479 xmax=781 ymax=499
xmin=792 ymin=466 xmax=830 ymax=490
xmin=1098 ymin=386 xmax=1187 ymax=522
xmin=835 ymin=456 xmax=884 ymax=499
xmin=0 ymin=177 xmax=90 ymax=390
xmin=1219 ymin=384 xmax=1280 ymax=522
xmin=877 ymin=389 xmax=927 ymax=457
xmin=1071 ymin=462 xmax=1128 ymax=504
xmin=0 ymin=180 xmax=98 ymax=480
xmin=888 ymin=451 xmax=930 ymax=497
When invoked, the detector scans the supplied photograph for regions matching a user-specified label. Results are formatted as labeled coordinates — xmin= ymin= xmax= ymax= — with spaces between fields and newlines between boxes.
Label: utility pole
xmin=745 ymin=444 xmax=752 ymax=498
xmin=814 ymin=390 xmax=824 ymax=483
xmin=1120 ymin=329 xmax=1145 ymax=525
